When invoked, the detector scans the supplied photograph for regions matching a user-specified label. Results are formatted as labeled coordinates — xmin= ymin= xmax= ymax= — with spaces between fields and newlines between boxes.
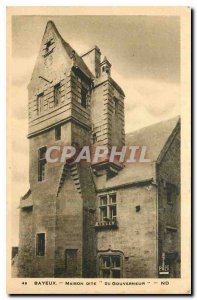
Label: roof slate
xmin=48 ymin=21 xmax=94 ymax=79
xmin=96 ymin=116 xmax=180 ymax=191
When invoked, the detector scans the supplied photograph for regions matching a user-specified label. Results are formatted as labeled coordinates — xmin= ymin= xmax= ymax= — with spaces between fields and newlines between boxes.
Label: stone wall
xmin=96 ymin=183 xmax=158 ymax=278
xmin=157 ymin=125 xmax=181 ymax=277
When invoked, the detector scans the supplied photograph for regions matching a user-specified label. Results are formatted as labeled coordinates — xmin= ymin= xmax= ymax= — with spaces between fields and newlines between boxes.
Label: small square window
xmin=136 ymin=205 xmax=141 ymax=212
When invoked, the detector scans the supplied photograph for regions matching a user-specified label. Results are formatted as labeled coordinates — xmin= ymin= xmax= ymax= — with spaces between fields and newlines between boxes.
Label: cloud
xmin=11 ymin=55 xmax=36 ymax=86
xmin=112 ymin=70 xmax=180 ymax=132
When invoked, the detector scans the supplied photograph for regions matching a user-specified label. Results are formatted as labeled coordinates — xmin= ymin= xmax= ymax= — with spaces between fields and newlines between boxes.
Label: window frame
xmin=55 ymin=126 xmax=61 ymax=141
xmin=65 ymin=249 xmax=78 ymax=275
xmin=38 ymin=146 xmax=47 ymax=182
xmin=81 ymin=86 xmax=88 ymax=109
xmin=54 ymin=82 xmax=61 ymax=106
xmin=99 ymin=193 xmax=117 ymax=222
xmin=166 ymin=183 xmax=177 ymax=206
xmin=113 ymin=97 xmax=119 ymax=115
xmin=36 ymin=232 xmax=46 ymax=257
xmin=43 ymin=38 xmax=54 ymax=57
xmin=37 ymin=92 xmax=44 ymax=115
xmin=98 ymin=252 xmax=123 ymax=278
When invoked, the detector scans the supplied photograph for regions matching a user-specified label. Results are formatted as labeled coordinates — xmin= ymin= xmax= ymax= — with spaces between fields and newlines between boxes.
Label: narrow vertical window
xmin=92 ymin=133 xmax=97 ymax=144
xmin=166 ymin=183 xmax=176 ymax=206
xmin=55 ymin=126 xmax=61 ymax=141
xmin=36 ymin=233 xmax=45 ymax=256
xmin=81 ymin=86 xmax=88 ymax=108
xmin=65 ymin=249 xmax=78 ymax=277
xmin=113 ymin=97 xmax=119 ymax=115
xmin=38 ymin=146 xmax=47 ymax=181
xmin=45 ymin=41 xmax=52 ymax=53
xmin=54 ymin=83 xmax=61 ymax=106
xmin=100 ymin=196 xmax=108 ymax=221
xmin=109 ymin=194 xmax=117 ymax=221
xmin=37 ymin=92 xmax=44 ymax=115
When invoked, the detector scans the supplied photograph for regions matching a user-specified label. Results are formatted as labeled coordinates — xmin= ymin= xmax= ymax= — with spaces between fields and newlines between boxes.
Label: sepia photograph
xmin=6 ymin=6 xmax=191 ymax=294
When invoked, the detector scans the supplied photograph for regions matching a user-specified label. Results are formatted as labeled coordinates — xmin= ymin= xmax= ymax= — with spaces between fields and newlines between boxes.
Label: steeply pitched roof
xmin=96 ymin=116 xmax=180 ymax=191
xmin=125 ymin=116 xmax=180 ymax=162
xmin=46 ymin=21 xmax=94 ymax=79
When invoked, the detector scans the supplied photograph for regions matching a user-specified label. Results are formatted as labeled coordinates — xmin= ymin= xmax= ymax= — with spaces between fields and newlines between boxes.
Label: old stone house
xmin=18 ymin=21 xmax=180 ymax=278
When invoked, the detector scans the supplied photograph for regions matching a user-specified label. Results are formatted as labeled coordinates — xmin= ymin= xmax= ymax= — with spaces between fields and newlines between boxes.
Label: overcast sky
xmin=10 ymin=15 xmax=180 ymax=245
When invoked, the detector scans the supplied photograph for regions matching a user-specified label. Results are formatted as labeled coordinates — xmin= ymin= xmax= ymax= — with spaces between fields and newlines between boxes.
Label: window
xmin=36 ymin=233 xmax=45 ymax=256
xmin=166 ymin=183 xmax=176 ymax=206
xmin=113 ymin=97 xmax=119 ymax=115
xmin=55 ymin=126 xmax=61 ymax=141
xmin=92 ymin=133 xmax=97 ymax=144
xmin=44 ymin=39 xmax=53 ymax=56
xmin=81 ymin=86 xmax=88 ymax=108
xmin=99 ymin=194 xmax=117 ymax=222
xmin=136 ymin=205 xmax=141 ymax=212
xmin=99 ymin=255 xmax=121 ymax=278
xmin=45 ymin=41 xmax=51 ymax=53
xmin=166 ymin=227 xmax=177 ymax=245
xmin=37 ymin=92 xmax=44 ymax=115
xmin=38 ymin=146 xmax=47 ymax=181
xmin=54 ymin=83 xmax=61 ymax=106
xmin=65 ymin=249 xmax=78 ymax=277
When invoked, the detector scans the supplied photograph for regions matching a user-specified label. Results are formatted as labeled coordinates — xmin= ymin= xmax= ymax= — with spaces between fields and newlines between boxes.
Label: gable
xmin=28 ymin=21 xmax=72 ymax=93
xmin=28 ymin=21 xmax=93 ymax=95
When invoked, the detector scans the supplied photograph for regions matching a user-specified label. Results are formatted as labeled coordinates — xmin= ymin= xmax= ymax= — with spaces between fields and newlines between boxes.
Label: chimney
xmin=81 ymin=46 xmax=101 ymax=78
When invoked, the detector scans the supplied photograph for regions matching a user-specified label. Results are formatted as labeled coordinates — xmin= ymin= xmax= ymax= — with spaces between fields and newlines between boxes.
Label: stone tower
xmin=18 ymin=20 xmax=125 ymax=278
